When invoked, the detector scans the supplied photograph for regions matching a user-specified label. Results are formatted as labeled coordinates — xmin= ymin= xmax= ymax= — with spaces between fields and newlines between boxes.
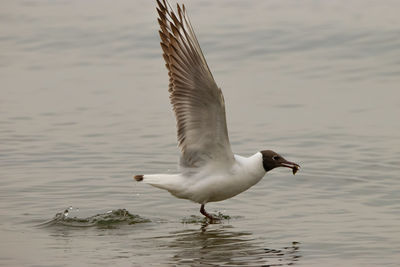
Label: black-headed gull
xmin=134 ymin=0 xmax=300 ymax=221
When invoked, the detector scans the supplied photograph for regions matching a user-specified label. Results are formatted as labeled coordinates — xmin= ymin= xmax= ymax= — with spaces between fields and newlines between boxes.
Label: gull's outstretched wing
xmin=157 ymin=0 xmax=234 ymax=168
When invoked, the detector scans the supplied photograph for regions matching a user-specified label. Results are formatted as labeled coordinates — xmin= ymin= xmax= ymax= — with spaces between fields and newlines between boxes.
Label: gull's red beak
xmin=281 ymin=161 xmax=300 ymax=175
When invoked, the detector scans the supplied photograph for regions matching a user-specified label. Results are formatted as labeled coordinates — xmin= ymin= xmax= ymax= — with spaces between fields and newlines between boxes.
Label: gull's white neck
xmin=233 ymin=152 xmax=266 ymax=187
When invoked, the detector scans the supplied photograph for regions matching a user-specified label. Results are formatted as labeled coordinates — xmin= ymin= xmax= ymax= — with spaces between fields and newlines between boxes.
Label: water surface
xmin=1 ymin=0 xmax=400 ymax=266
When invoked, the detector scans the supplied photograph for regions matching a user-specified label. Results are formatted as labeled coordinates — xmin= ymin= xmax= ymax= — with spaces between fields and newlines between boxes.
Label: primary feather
xmin=156 ymin=0 xmax=234 ymax=169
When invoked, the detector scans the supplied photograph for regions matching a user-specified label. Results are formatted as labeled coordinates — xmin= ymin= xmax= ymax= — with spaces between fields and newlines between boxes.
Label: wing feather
xmin=156 ymin=0 xmax=234 ymax=168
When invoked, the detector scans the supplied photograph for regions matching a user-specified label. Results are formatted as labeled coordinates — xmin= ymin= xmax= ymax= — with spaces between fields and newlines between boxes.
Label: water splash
xmin=38 ymin=208 xmax=150 ymax=228
xmin=181 ymin=212 xmax=235 ymax=224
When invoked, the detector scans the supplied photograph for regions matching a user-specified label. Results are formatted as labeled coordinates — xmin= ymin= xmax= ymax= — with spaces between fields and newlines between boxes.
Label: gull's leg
xmin=200 ymin=204 xmax=218 ymax=221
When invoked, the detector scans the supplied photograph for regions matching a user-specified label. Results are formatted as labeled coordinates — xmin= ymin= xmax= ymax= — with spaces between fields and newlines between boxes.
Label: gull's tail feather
xmin=133 ymin=174 xmax=181 ymax=188
xmin=134 ymin=175 xmax=144 ymax=181
xmin=133 ymin=174 xmax=186 ymax=198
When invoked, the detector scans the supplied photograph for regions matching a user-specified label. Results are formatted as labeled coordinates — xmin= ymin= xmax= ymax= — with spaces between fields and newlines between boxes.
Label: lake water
xmin=1 ymin=0 xmax=400 ymax=266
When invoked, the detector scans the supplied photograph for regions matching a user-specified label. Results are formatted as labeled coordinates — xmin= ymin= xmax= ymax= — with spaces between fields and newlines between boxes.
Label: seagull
xmin=134 ymin=0 xmax=300 ymax=221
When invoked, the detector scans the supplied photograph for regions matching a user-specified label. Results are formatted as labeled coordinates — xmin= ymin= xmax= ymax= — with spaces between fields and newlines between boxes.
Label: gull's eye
xmin=272 ymin=155 xmax=280 ymax=161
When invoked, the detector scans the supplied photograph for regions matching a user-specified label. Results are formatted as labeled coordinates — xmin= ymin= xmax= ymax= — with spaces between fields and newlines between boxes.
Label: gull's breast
xmin=184 ymin=154 xmax=266 ymax=204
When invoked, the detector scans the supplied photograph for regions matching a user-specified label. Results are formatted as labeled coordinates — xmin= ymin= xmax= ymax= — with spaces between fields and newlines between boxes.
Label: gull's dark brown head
xmin=261 ymin=150 xmax=300 ymax=175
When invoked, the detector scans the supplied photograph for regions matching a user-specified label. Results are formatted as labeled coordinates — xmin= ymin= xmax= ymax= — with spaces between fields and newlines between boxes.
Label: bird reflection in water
xmin=165 ymin=225 xmax=301 ymax=266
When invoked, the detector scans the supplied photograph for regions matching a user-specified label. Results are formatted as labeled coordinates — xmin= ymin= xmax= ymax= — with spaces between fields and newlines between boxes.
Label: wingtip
xmin=134 ymin=175 xmax=144 ymax=181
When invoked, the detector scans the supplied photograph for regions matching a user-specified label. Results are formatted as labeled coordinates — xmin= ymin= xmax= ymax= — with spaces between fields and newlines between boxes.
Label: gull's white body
xmin=141 ymin=153 xmax=266 ymax=204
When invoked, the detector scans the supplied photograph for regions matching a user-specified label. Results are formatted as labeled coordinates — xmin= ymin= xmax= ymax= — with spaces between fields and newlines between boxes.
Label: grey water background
xmin=1 ymin=0 xmax=400 ymax=266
